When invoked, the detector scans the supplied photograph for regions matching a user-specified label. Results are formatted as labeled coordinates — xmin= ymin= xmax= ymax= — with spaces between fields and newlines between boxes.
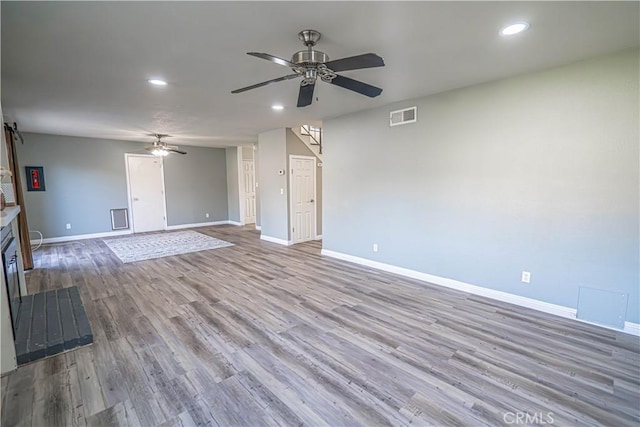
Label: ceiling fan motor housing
xmin=292 ymin=48 xmax=336 ymax=84
xmin=291 ymin=50 xmax=329 ymax=66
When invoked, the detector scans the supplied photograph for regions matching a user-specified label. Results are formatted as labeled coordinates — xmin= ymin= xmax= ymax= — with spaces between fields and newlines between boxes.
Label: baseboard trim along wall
xmin=623 ymin=321 xmax=640 ymax=336
xmin=32 ymin=221 xmax=243 ymax=244
xmin=321 ymin=249 xmax=640 ymax=336
xmin=165 ymin=220 xmax=230 ymax=230
xmin=31 ymin=229 xmax=133 ymax=245
xmin=227 ymin=220 xmax=243 ymax=226
xmin=260 ymin=235 xmax=291 ymax=246
xmin=315 ymin=234 xmax=323 ymax=240
xmin=255 ymin=225 xmax=262 ymax=231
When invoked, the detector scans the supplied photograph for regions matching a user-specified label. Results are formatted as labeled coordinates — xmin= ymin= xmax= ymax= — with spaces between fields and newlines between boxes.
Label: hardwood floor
xmin=1 ymin=224 xmax=639 ymax=426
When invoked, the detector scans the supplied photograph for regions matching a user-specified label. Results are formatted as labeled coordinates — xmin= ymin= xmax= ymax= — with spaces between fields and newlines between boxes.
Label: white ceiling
xmin=2 ymin=1 xmax=638 ymax=148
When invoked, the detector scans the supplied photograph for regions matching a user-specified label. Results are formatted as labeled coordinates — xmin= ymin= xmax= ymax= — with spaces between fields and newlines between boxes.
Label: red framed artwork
xmin=25 ymin=166 xmax=46 ymax=191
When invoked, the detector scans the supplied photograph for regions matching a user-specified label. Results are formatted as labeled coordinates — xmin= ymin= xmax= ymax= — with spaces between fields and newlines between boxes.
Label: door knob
xmin=310 ymin=199 xmax=314 ymax=203
xmin=133 ymin=197 xmax=140 ymax=201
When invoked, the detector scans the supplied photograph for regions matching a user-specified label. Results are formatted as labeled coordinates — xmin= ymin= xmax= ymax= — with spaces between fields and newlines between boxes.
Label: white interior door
xmin=290 ymin=156 xmax=316 ymax=244
xmin=126 ymin=155 xmax=166 ymax=233
xmin=242 ymin=159 xmax=256 ymax=224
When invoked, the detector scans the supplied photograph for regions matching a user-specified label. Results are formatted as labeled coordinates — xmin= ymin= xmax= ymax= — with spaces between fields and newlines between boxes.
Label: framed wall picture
xmin=25 ymin=166 xmax=46 ymax=191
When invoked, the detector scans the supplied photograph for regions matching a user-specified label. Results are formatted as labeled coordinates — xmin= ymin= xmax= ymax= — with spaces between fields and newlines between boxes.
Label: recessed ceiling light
xmin=500 ymin=22 xmax=529 ymax=36
xmin=148 ymin=79 xmax=168 ymax=86
xmin=272 ymin=105 xmax=284 ymax=111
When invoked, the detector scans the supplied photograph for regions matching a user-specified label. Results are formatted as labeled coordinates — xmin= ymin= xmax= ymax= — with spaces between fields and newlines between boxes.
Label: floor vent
xmin=390 ymin=106 xmax=417 ymax=127
xmin=110 ymin=208 xmax=129 ymax=230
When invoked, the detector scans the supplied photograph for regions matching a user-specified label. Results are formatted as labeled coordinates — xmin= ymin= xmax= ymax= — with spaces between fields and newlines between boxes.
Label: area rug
xmin=103 ymin=230 xmax=233 ymax=263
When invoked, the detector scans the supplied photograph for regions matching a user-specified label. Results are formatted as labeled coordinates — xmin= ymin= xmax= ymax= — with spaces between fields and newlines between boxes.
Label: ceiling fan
xmin=231 ymin=30 xmax=385 ymax=107
xmin=145 ymin=134 xmax=187 ymax=156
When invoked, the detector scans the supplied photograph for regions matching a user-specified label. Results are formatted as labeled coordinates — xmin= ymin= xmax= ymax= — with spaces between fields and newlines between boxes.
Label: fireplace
xmin=2 ymin=226 xmax=22 ymax=339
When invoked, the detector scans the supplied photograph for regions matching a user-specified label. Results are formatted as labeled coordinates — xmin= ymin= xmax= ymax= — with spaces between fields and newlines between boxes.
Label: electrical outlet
xmin=521 ymin=271 xmax=531 ymax=283
xmin=205 ymin=213 xmax=210 ymax=218
xmin=66 ymin=223 xmax=72 ymax=230
xmin=373 ymin=243 xmax=378 ymax=252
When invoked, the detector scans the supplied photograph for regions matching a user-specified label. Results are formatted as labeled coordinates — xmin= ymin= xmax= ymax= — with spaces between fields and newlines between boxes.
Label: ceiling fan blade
xmin=166 ymin=148 xmax=187 ymax=155
xmin=324 ymin=53 xmax=385 ymax=72
xmin=330 ymin=75 xmax=382 ymax=98
xmin=297 ymin=82 xmax=315 ymax=107
xmin=232 ymin=74 xmax=300 ymax=94
xmin=247 ymin=52 xmax=298 ymax=69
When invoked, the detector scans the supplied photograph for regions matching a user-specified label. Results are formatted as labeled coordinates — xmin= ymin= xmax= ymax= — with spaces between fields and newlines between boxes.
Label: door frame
xmin=124 ymin=153 xmax=168 ymax=233
xmin=288 ymin=154 xmax=317 ymax=244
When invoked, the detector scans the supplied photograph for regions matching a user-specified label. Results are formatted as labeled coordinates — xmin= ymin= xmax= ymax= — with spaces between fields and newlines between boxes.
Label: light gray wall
xmin=286 ymin=129 xmax=322 ymax=237
xmin=323 ymin=49 xmax=639 ymax=325
xmin=226 ymin=147 xmax=240 ymax=223
xmin=17 ymin=133 xmax=137 ymax=237
xmin=16 ymin=133 xmax=229 ymax=237
xmin=257 ymin=128 xmax=287 ymax=240
xmin=163 ymin=145 xmax=228 ymax=225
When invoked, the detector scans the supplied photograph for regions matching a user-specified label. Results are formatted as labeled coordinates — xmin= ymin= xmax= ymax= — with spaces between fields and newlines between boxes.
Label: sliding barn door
xmin=3 ymin=124 xmax=33 ymax=270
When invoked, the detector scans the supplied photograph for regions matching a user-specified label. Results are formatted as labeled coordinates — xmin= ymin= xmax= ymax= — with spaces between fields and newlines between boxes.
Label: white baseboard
xmin=260 ymin=235 xmax=291 ymax=246
xmin=34 ymin=221 xmax=236 ymax=244
xmin=573 ymin=317 xmax=640 ymax=336
xmin=227 ymin=221 xmax=243 ymax=226
xmin=624 ymin=321 xmax=640 ymax=336
xmin=321 ymin=249 xmax=639 ymax=336
xmin=315 ymin=234 xmax=323 ymax=240
xmin=32 ymin=229 xmax=133 ymax=245
xmin=166 ymin=221 xmax=229 ymax=230
xmin=255 ymin=225 xmax=262 ymax=231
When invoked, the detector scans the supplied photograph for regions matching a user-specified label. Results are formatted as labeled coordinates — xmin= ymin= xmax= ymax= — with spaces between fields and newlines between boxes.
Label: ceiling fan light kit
xmin=232 ymin=30 xmax=385 ymax=107
xmin=145 ymin=134 xmax=187 ymax=156
xmin=151 ymin=148 xmax=170 ymax=156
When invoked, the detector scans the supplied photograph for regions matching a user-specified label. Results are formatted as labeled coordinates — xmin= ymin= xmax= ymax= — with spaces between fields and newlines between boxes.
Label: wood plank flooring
xmin=1 ymin=224 xmax=639 ymax=426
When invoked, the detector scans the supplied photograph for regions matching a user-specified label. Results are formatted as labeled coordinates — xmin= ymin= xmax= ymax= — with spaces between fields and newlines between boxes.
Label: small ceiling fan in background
xmin=232 ymin=30 xmax=385 ymax=107
xmin=144 ymin=134 xmax=187 ymax=156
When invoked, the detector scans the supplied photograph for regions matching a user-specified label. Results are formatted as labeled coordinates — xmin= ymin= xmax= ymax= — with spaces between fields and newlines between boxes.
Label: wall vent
xmin=390 ymin=106 xmax=417 ymax=127
xmin=110 ymin=208 xmax=129 ymax=230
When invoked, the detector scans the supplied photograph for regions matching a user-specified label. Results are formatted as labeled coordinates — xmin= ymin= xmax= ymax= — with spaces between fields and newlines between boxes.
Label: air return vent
xmin=390 ymin=106 xmax=417 ymax=127
xmin=110 ymin=208 xmax=129 ymax=230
